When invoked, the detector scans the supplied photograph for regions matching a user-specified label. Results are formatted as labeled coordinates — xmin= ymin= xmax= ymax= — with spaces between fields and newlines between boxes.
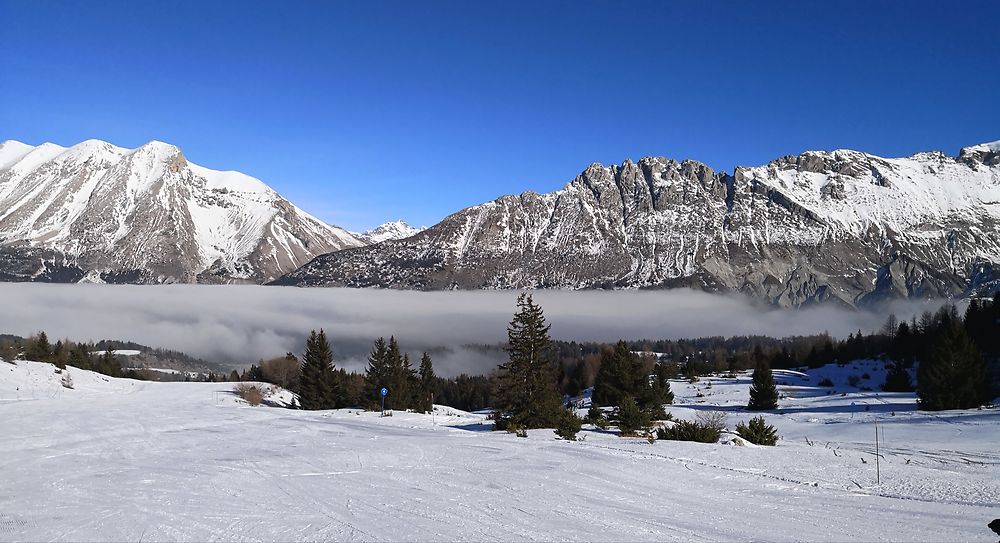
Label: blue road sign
xmin=380 ymin=387 xmax=388 ymax=397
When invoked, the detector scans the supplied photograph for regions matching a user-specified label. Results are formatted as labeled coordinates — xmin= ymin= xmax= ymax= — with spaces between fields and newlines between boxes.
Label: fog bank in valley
xmin=1 ymin=284 xmax=950 ymax=376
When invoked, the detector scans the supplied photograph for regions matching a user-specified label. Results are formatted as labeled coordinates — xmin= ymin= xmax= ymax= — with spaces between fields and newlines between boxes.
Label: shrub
xmin=555 ymin=409 xmax=582 ymax=441
xmin=61 ymin=371 xmax=74 ymax=389
xmin=818 ymin=377 xmax=834 ymax=387
xmin=861 ymin=372 xmax=871 ymax=380
xmin=656 ymin=411 xmax=725 ymax=443
xmin=735 ymin=415 xmax=778 ymax=446
xmin=847 ymin=375 xmax=861 ymax=387
xmin=234 ymin=383 xmax=264 ymax=406
xmin=616 ymin=397 xmax=650 ymax=436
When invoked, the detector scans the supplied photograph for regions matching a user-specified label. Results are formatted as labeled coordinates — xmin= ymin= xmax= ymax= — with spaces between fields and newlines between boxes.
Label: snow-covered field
xmin=1 ymin=359 xmax=997 ymax=541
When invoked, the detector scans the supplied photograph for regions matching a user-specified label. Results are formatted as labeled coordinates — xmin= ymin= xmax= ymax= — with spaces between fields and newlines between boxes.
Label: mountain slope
xmin=352 ymin=220 xmax=424 ymax=244
xmin=275 ymin=142 xmax=1000 ymax=307
xmin=0 ymin=139 xmax=363 ymax=283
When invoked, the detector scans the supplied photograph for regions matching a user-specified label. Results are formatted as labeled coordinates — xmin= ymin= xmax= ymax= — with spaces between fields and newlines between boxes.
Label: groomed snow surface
xmin=1 ymin=359 xmax=997 ymax=541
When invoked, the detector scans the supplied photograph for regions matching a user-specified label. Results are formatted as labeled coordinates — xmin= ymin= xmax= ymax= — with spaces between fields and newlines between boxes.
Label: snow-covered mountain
xmin=0 ymin=139 xmax=363 ymax=283
xmin=352 ymin=220 xmax=424 ymax=244
xmin=276 ymin=142 xmax=1000 ymax=307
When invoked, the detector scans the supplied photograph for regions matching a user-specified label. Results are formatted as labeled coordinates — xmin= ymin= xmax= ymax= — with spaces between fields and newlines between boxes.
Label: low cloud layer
xmin=1 ymin=284 xmax=950 ymax=376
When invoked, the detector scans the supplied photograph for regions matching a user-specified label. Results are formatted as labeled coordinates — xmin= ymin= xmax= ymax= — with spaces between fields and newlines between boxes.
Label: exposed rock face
xmin=0 ymin=139 xmax=363 ymax=283
xmin=276 ymin=142 xmax=1000 ymax=307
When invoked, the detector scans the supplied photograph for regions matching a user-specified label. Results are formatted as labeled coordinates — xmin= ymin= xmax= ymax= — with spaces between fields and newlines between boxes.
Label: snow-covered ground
xmin=1 ymin=359 xmax=997 ymax=541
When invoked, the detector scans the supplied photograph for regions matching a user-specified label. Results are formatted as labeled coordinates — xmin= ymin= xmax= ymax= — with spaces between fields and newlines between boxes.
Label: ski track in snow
xmin=1 ymin=359 xmax=997 ymax=541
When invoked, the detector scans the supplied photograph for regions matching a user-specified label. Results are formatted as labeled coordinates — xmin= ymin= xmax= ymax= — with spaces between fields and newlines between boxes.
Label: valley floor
xmin=1 ymin=360 xmax=997 ymax=541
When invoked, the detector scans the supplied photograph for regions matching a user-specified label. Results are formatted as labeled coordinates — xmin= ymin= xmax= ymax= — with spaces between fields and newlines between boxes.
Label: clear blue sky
xmin=2 ymin=1 xmax=998 ymax=231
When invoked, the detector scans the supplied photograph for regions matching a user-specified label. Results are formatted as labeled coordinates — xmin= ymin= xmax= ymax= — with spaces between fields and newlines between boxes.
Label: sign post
xmin=380 ymin=387 xmax=388 ymax=417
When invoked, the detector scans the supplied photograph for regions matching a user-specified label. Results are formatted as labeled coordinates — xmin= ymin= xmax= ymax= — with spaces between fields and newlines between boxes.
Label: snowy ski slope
xmin=1 ymin=360 xmax=997 ymax=541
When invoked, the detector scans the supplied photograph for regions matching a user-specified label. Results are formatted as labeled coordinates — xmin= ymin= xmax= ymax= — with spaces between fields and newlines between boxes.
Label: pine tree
xmin=25 ymin=331 xmax=51 ymax=362
xmin=416 ymin=352 xmax=436 ymax=413
xmin=363 ymin=337 xmax=391 ymax=410
xmin=615 ymin=396 xmax=650 ymax=436
xmin=298 ymin=329 xmax=342 ymax=410
xmin=882 ymin=360 xmax=914 ymax=392
xmin=747 ymin=358 xmax=778 ymax=410
xmin=917 ymin=319 xmax=991 ymax=410
xmin=493 ymin=293 xmax=562 ymax=430
xmin=97 ymin=348 xmax=120 ymax=377
xmin=68 ymin=343 xmax=92 ymax=371
xmin=592 ymin=340 xmax=644 ymax=408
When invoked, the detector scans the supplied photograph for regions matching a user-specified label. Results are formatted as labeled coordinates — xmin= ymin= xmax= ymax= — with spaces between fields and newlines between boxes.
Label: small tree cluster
xmin=363 ymin=337 xmax=436 ymax=413
xmin=592 ymin=340 xmax=673 ymax=435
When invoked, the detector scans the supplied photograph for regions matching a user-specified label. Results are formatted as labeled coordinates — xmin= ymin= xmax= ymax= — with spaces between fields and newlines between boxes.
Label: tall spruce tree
xmin=416 ymin=352 xmax=435 ymax=413
xmin=747 ymin=359 xmax=778 ymax=410
xmin=298 ymin=329 xmax=342 ymax=410
xmin=493 ymin=293 xmax=562 ymax=429
xmin=917 ymin=318 xmax=992 ymax=410
xmin=363 ymin=337 xmax=391 ymax=410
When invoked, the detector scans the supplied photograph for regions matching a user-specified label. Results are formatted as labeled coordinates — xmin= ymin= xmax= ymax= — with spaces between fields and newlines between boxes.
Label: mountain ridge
xmin=0 ymin=138 xmax=363 ymax=283
xmin=275 ymin=141 xmax=1000 ymax=307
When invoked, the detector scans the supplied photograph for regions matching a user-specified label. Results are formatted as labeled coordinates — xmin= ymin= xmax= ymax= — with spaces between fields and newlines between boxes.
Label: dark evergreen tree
xmin=25 ymin=331 xmax=51 ymax=362
xmin=493 ymin=293 xmax=562 ymax=429
xmin=363 ymin=337 xmax=391 ymax=410
xmin=592 ymin=340 xmax=644 ymax=407
xmin=615 ymin=396 xmax=650 ymax=436
xmin=52 ymin=340 xmax=67 ymax=369
xmin=917 ymin=318 xmax=992 ymax=410
xmin=416 ymin=352 xmax=436 ymax=413
xmin=97 ymin=348 xmax=120 ymax=377
xmin=554 ymin=407 xmax=582 ymax=440
xmin=882 ymin=360 xmax=914 ymax=392
xmin=298 ymin=329 xmax=343 ymax=410
xmin=68 ymin=343 xmax=92 ymax=371
xmin=747 ymin=359 xmax=778 ymax=410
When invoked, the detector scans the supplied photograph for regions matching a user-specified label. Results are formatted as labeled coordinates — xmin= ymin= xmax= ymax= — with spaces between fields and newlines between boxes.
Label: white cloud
xmin=0 ymin=284 xmax=949 ymax=376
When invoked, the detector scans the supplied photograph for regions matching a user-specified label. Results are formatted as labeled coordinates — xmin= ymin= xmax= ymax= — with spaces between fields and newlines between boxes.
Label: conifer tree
xmin=917 ymin=318 xmax=992 ymax=410
xmin=25 ymin=331 xmax=51 ymax=362
xmin=592 ymin=340 xmax=644 ymax=408
xmin=68 ymin=343 xmax=92 ymax=371
xmin=493 ymin=293 xmax=562 ymax=429
xmin=882 ymin=360 xmax=914 ymax=392
xmin=97 ymin=348 xmax=120 ymax=377
xmin=747 ymin=359 xmax=778 ymax=410
xmin=416 ymin=352 xmax=436 ymax=413
xmin=363 ymin=337 xmax=391 ymax=410
xmin=298 ymin=329 xmax=342 ymax=410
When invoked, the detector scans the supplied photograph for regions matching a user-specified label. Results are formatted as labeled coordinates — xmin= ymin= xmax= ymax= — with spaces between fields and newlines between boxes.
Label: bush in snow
xmin=615 ymin=397 xmax=650 ymax=437
xmin=818 ymin=377 xmax=834 ymax=387
xmin=847 ymin=375 xmax=861 ymax=388
xmin=656 ymin=411 xmax=725 ymax=443
xmin=554 ymin=408 xmax=582 ymax=441
xmin=735 ymin=415 xmax=778 ymax=446
xmin=234 ymin=383 xmax=264 ymax=406
xmin=61 ymin=371 xmax=74 ymax=389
